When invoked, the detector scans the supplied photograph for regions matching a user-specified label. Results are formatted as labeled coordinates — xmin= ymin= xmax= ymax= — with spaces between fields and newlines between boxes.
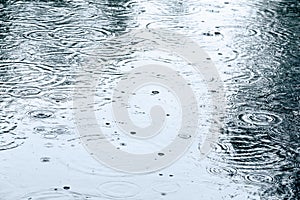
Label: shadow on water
xmin=211 ymin=0 xmax=300 ymax=199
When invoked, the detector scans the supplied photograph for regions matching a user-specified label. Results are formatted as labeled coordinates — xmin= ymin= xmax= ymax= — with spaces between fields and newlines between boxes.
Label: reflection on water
xmin=0 ymin=0 xmax=299 ymax=199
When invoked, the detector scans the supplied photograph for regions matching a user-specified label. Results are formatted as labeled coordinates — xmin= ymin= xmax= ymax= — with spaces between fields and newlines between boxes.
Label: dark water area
xmin=0 ymin=0 xmax=299 ymax=199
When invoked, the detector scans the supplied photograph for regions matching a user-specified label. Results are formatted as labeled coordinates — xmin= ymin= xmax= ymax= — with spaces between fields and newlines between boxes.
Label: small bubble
xmin=158 ymin=152 xmax=165 ymax=156
xmin=152 ymin=91 xmax=159 ymax=95
xmin=130 ymin=131 xmax=136 ymax=135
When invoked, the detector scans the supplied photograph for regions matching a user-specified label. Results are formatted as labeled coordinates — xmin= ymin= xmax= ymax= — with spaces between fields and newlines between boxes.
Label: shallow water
xmin=0 ymin=0 xmax=299 ymax=199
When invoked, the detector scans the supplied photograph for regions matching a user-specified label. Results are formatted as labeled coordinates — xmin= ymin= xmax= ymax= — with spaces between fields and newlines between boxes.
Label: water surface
xmin=0 ymin=0 xmax=299 ymax=199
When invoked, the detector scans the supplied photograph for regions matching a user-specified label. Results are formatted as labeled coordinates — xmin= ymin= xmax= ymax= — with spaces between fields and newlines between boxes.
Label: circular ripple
xmin=98 ymin=181 xmax=140 ymax=198
xmin=21 ymin=189 xmax=75 ymax=200
xmin=18 ymin=4 xmax=74 ymax=25
xmin=52 ymin=125 xmax=70 ymax=135
xmin=146 ymin=20 xmax=198 ymax=33
xmin=53 ymin=26 xmax=112 ymax=48
xmin=34 ymin=125 xmax=70 ymax=139
xmin=28 ymin=110 xmax=54 ymax=119
xmin=0 ymin=134 xmax=25 ymax=151
xmin=208 ymin=130 xmax=289 ymax=171
xmin=238 ymin=111 xmax=282 ymax=126
xmin=268 ymin=125 xmax=299 ymax=145
xmin=206 ymin=166 xmax=237 ymax=178
xmin=0 ymin=112 xmax=17 ymax=134
xmin=244 ymin=173 xmax=275 ymax=185
xmin=34 ymin=126 xmax=57 ymax=139
xmin=46 ymin=92 xmax=69 ymax=102
xmin=0 ymin=38 xmax=24 ymax=51
xmin=144 ymin=0 xmax=202 ymax=16
xmin=225 ymin=69 xmax=262 ymax=86
xmin=223 ymin=142 xmax=286 ymax=170
xmin=7 ymin=86 xmax=42 ymax=98
xmin=0 ymin=62 xmax=65 ymax=88
xmin=266 ymin=91 xmax=299 ymax=111
xmin=258 ymin=27 xmax=295 ymax=46
xmin=210 ymin=141 xmax=234 ymax=155
xmin=58 ymin=137 xmax=128 ymax=177
xmin=23 ymin=30 xmax=55 ymax=41
xmin=217 ymin=25 xmax=260 ymax=38
xmin=152 ymin=182 xmax=180 ymax=194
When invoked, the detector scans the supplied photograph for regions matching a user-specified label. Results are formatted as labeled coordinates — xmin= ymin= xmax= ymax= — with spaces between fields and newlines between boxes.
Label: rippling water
xmin=0 ymin=0 xmax=299 ymax=199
